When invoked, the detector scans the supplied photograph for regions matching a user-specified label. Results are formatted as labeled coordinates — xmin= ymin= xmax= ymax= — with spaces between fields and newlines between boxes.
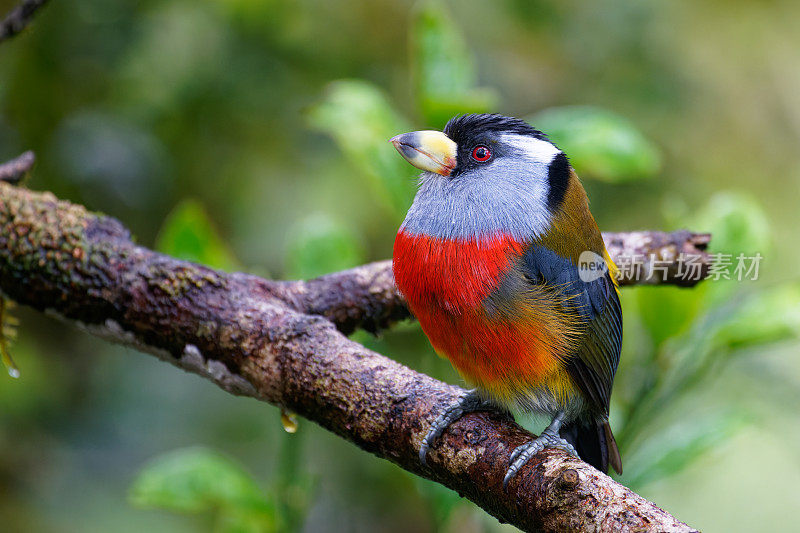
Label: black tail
xmin=560 ymin=419 xmax=622 ymax=474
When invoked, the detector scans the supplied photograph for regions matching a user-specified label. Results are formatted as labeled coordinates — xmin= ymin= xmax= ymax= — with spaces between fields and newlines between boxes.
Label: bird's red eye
xmin=471 ymin=145 xmax=491 ymax=162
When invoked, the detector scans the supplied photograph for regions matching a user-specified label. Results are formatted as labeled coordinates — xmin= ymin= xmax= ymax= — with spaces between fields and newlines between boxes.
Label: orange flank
xmin=393 ymin=231 xmax=580 ymax=404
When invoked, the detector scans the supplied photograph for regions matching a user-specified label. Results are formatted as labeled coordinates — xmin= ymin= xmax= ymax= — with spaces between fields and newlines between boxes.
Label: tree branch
xmin=0 ymin=180 xmax=700 ymax=532
xmin=0 ymin=0 xmax=49 ymax=43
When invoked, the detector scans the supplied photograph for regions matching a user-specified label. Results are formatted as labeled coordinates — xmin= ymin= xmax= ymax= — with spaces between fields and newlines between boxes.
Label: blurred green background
xmin=1 ymin=0 xmax=800 ymax=531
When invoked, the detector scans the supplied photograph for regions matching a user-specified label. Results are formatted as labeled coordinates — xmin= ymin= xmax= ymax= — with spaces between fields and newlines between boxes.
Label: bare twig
xmin=0 ymin=0 xmax=49 ymax=43
xmin=0 ymin=181 xmax=699 ymax=532
xmin=605 ymin=230 xmax=711 ymax=286
xmin=0 ymin=151 xmax=35 ymax=184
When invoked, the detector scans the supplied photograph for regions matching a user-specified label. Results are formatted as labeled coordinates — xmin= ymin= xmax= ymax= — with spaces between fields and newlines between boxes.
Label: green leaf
xmin=635 ymin=284 xmax=705 ymax=350
xmin=156 ymin=199 xmax=240 ymax=272
xmin=690 ymin=191 xmax=771 ymax=256
xmin=627 ymin=283 xmax=800 ymax=449
xmin=688 ymin=192 xmax=771 ymax=305
xmin=623 ymin=410 xmax=746 ymax=489
xmin=528 ymin=106 xmax=661 ymax=182
xmin=308 ymin=80 xmax=416 ymax=219
xmin=411 ymin=0 xmax=497 ymax=127
xmin=714 ymin=284 xmax=800 ymax=349
xmin=284 ymin=214 xmax=364 ymax=279
xmin=216 ymin=508 xmax=278 ymax=533
xmin=130 ymin=448 xmax=275 ymax=532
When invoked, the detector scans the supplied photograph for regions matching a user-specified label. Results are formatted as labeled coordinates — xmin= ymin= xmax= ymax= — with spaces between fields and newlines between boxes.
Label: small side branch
xmin=0 ymin=0 xmax=49 ymax=43
xmin=0 ymin=180 xmax=698 ymax=532
xmin=0 ymin=151 xmax=35 ymax=184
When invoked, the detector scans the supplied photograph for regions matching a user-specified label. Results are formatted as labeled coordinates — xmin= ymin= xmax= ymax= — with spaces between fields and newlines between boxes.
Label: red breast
xmin=393 ymin=230 xmax=524 ymax=313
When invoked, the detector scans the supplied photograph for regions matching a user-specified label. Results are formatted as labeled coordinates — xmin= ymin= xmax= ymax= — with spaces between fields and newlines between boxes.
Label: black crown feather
xmin=444 ymin=114 xmax=549 ymax=143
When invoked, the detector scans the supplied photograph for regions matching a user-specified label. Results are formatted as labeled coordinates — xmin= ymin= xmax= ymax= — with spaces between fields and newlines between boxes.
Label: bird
xmin=389 ymin=114 xmax=623 ymax=487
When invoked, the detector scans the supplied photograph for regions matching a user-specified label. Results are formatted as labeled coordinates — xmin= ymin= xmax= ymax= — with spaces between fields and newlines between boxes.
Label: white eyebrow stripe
xmin=500 ymin=133 xmax=560 ymax=165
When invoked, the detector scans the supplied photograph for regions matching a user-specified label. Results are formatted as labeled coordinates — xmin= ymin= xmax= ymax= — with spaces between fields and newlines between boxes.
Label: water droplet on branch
xmin=281 ymin=410 xmax=299 ymax=434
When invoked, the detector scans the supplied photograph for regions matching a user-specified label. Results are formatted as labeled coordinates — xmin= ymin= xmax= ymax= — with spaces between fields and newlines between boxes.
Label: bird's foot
xmin=420 ymin=389 xmax=495 ymax=466
xmin=503 ymin=412 xmax=578 ymax=489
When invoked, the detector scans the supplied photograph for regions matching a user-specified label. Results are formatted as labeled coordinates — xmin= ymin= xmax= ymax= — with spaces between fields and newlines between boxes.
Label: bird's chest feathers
xmin=393 ymin=230 xmax=524 ymax=312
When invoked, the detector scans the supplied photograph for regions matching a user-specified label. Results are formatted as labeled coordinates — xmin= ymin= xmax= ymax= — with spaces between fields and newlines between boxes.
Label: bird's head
xmin=390 ymin=113 xmax=571 ymax=241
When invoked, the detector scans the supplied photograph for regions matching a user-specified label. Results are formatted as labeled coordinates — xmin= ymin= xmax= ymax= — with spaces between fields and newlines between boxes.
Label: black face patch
xmin=547 ymin=152 xmax=570 ymax=211
xmin=443 ymin=114 xmax=553 ymax=178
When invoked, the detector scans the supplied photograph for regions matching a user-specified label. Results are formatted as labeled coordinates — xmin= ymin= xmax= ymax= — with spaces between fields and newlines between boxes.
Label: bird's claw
xmin=503 ymin=434 xmax=577 ymax=489
xmin=503 ymin=412 xmax=577 ymax=489
xmin=420 ymin=390 xmax=492 ymax=466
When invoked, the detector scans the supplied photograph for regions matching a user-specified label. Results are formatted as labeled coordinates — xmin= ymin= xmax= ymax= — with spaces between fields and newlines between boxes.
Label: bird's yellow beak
xmin=390 ymin=130 xmax=457 ymax=177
